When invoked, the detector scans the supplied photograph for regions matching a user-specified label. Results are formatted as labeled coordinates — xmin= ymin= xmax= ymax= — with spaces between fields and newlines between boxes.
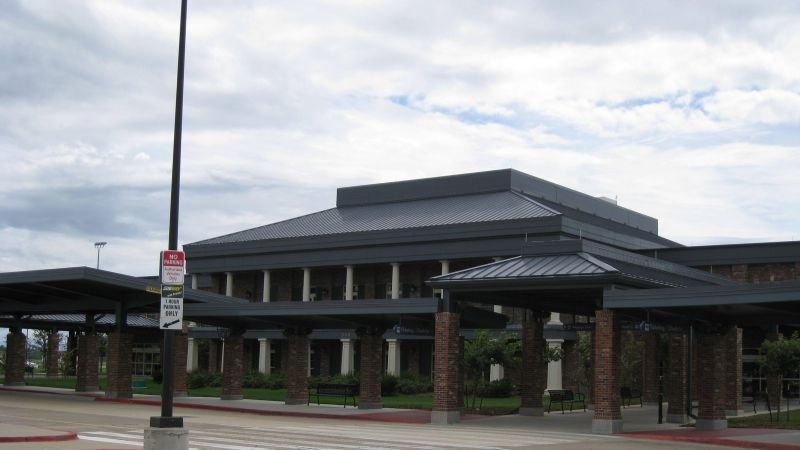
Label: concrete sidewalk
xmin=1 ymin=385 xmax=798 ymax=449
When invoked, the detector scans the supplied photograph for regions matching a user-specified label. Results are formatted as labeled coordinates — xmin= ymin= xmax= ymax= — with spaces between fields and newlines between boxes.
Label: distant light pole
xmin=94 ymin=242 xmax=107 ymax=269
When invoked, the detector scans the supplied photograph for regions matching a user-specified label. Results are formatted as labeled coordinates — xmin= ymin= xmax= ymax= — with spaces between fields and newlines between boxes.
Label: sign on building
xmin=160 ymin=250 xmax=185 ymax=286
xmin=160 ymin=284 xmax=184 ymax=330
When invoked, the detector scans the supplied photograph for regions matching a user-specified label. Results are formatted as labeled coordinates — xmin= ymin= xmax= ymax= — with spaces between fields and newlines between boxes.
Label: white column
xmin=262 ymin=270 xmax=271 ymax=303
xmin=186 ymin=337 xmax=198 ymax=372
xmin=258 ymin=338 xmax=271 ymax=374
xmin=225 ymin=272 xmax=234 ymax=297
xmin=437 ymin=260 xmax=450 ymax=298
xmin=546 ymin=312 xmax=564 ymax=390
xmin=345 ymin=265 xmax=354 ymax=301
xmin=191 ymin=274 xmax=198 ymax=289
xmin=307 ymin=341 xmax=312 ymax=376
xmin=340 ymin=339 xmax=355 ymax=375
xmin=302 ymin=268 xmax=311 ymax=302
xmin=490 ymin=363 xmax=505 ymax=381
xmin=390 ymin=263 xmax=400 ymax=299
xmin=490 ymin=257 xmax=505 ymax=381
xmin=387 ymin=339 xmax=401 ymax=376
xmin=546 ymin=340 xmax=564 ymax=390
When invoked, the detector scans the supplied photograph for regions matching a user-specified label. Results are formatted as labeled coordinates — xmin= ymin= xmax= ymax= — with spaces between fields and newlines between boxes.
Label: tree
xmin=32 ymin=330 xmax=49 ymax=371
xmin=759 ymin=332 xmax=800 ymax=421
xmin=463 ymin=330 xmax=520 ymax=410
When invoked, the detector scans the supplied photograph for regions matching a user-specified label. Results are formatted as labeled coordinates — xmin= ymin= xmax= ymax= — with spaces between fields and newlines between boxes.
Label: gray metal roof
xmin=191 ymin=191 xmax=559 ymax=245
xmin=0 ymin=266 xmax=246 ymax=314
xmin=429 ymin=240 xmax=739 ymax=289
xmin=435 ymin=253 xmax=618 ymax=281
xmin=604 ymin=280 xmax=800 ymax=327
xmin=0 ymin=313 xmax=159 ymax=329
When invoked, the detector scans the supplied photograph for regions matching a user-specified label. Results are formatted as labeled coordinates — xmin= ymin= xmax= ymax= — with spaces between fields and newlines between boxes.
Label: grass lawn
xmin=8 ymin=376 xmax=532 ymax=415
xmin=729 ymin=411 xmax=800 ymax=429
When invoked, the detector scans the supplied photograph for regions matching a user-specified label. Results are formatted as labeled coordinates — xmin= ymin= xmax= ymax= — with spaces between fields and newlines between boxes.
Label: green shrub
xmin=381 ymin=374 xmax=398 ymax=395
xmin=396 ymin=374 xmax=432 ymax=394
xmin=479 ymin=379 xmax=514 ymax=398
xmin=186 ymin=370 xmax=223 ymax=389
xmin=263 ymin=372 xmax=287 ymax=389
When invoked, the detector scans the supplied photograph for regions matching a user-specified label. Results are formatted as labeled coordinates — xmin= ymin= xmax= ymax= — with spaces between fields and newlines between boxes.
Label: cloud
xmin=0 ymin=0 xmax=798 ymax=276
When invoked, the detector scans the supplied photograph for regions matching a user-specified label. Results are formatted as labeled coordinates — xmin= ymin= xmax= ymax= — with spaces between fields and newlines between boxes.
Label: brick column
xmin=66 ymin=331 xmax=78 ymax=376
xmin=641 ymin=334 xmax=660 ymax=404
xmin=76 ymin=334 xmax=99 ymax=392
xmin=46 ymin=332 xmax=60 ymax=378
xmin=592 ymin=309 xmax=622 ymax=434
xmin=520 ymin=310 xmax=546 ymax=416
xmin=696 ymin=330 xmax=727 ymax=430
xmin=432 ymin=311 xmax=461 ymax=424
xmin=221 ymin=334 xmax=244 ymax=400
xmin=4 ymin=331 xmax=26 ymax=386
xmin=173 ymin=332 xmax=188 ymax=397
xmin=208 ymin=339 xmax=219 ymax=374
xmin=666 ymin=333 xmax=688 ymax=423
xmin=724 ymin=326 xmax=743 ymax=416
xmin=105 ymin=330 xmax=133 ymax=399
xmin=358 ymin=328 xmax=384 ymax=409
xmin=285 ymin=328 xmax=310 ymax=405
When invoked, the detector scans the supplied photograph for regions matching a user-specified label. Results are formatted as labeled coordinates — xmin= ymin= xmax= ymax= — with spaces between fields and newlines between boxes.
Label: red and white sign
xmin=160 ymin=250 xmax=185 ymax=285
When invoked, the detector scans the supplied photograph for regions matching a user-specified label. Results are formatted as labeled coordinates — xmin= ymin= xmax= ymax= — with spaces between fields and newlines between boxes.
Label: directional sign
xmin=160 ymin=250 xmax=185 ymax=285
xmin=160 ymin=285 xmax=184 ymax=330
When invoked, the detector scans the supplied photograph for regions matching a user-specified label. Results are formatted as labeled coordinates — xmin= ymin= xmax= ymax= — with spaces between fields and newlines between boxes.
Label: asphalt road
xmin=0 ymin=390 xmax=729 ymax=450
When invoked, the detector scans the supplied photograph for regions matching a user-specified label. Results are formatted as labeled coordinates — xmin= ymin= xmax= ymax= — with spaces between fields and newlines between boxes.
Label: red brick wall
xmin=76 ymin=334 xmax=99 ymax=391
xmin=359 ymin=330 xmax=383 ymax=407
xmin=432 ymin=312 xmax=461 ymax=412
xmin=697 ymin=263 xmax=799 ymax=283
xmin=593 ymin=310 xmax=621 ymax=421
xmin=173 ymin=332 xmax=188 ymax=395
xmin=697 ymin=331 xmax=726 ymax=421
xmin=520 ymin=311 xmax=545 ymax=410
xmin=222 ymin=335 xmax=244 ymax=399
xmin=724 ymin=327 xmax=742 ymax=412
xmin=285 ymin=330 xmax=310 ymax=404
xmin=46 ymin=332 xmax=60 ymax=377
xmin=106 ymin=331 xmax=133 ymax=398
xmin=4 ymin=332 xmax=26 ymax=385
xmin=667 ymin=334 xmax=688 ymax=417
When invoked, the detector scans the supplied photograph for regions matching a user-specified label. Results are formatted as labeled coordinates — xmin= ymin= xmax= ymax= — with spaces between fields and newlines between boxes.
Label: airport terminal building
xmin=2 ymin=169 xmax=799 ymax=433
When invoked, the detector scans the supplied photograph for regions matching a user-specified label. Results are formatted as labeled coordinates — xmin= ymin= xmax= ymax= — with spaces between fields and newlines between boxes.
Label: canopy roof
xmin=0 ymin=267 xmax=244 ymax=316
xmin=604 ymin=280 xmax=800 ymax=327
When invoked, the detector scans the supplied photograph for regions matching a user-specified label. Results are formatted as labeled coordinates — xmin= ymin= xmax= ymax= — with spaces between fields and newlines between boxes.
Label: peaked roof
xmin=430 ymin=240 xmax=740 ymax=289
xmin=191 ymin=191 xmax=559 ymax=245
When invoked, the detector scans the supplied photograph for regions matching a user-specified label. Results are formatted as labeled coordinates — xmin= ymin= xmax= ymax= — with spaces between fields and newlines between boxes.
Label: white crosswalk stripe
xmin=79 ymin=423 xmax=616 ymax=450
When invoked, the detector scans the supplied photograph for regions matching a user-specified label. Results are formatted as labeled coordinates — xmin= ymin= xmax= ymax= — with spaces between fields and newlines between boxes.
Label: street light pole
xmin=150 ymin=0 xmax=187 ymax=431
xmin=94 ymin=242 xmax=107 ymax=269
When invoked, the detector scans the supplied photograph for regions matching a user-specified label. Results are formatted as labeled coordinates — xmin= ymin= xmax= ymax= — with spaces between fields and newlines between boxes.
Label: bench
xmin=308 ymin=383 xmax=358 ymax=408
xmin=620 ymin=387 xmax=642 ymax=407
xmin=546 ymin=389 xmax=586 ymax=414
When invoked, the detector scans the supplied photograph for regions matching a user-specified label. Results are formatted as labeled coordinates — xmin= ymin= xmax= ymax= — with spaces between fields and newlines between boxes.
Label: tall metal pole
xmin=151 ymin=0 xmax=187 ymax=429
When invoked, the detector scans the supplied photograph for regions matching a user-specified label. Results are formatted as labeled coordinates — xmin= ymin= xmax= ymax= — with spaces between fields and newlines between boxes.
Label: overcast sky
xmin=1 ymin=0 xmax=799 ymax=277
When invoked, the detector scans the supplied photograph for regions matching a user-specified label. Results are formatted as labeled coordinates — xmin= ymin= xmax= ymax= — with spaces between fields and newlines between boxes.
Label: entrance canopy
xmin=604 ymin=280 xmax=800 ymax=327
xmin=0 ymin=267 xmax=244 ymax=331
xmin=428 ymin=240 xmax=738 ymax=315
xmin=429 ymin=240 xmax=800 ymax=328
xmin=0 ymin=267 xmax=506 ymax=333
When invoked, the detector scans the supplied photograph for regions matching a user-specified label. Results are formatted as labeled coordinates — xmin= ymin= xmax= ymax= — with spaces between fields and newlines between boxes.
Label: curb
xmin=0 ymin=431 xmax=78 ymax=443
xmin=94 ymin=397 xmax=436 ymax=424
